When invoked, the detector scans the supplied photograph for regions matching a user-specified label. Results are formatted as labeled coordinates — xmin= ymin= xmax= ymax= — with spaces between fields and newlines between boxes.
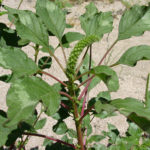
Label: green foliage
xmin=6 ymin=77 xmax=60 ymax=126
xmin=118 ymin=4 xmax=150 ymax=40
xmin=115 ymin=45 xmax=150 ymax=66
xmin=1 ymin=0 xmax=150 ymax=149
xmin=90 ymin=65 xmax=119 ymax=92
xmin=66 ymin=35 xmax=99 ymax=80
xmin=80 ymin=2 xmax=113 ymax=38
xmin=36 ymin=0 xmax=66 ymax=41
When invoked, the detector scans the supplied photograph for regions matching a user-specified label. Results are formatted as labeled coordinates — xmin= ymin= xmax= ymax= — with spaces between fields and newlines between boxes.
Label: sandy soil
xmin=1 ymin=0 xmax=150 ymax=149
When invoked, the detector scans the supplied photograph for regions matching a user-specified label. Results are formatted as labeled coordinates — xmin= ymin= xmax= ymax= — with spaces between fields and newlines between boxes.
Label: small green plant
xmin=1 ymin=0 xmax=150 ymax=150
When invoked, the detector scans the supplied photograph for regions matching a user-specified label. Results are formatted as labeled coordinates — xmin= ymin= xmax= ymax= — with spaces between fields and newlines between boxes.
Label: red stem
xmin=23 ymin=132 xmax=76 ymax=149
xmin=78 ymin=78 xmax=92 ymax=101
xmin=78 ymin=39 xmax=118 ymax=100
xmin=80 ymin=90 xmax=88 ymax=117
xmin=40 ymin=71 xmax=67 ymax=87
xmin=61 ymin=102 xmax=70 ymax=110
xmin=59 ymin=91 xmax=73 ymax=101
xmin=79 ymin=105 xmax=94 ymax=123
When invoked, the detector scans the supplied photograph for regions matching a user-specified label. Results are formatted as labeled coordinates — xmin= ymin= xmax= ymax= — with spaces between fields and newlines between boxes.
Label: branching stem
xmin=40 ymin=71 xmax=67 ymax=87
xmin=78 ymin=39 xmax=118 ymax=104
xmin=23 ymin=132 xmax=76 ymax=149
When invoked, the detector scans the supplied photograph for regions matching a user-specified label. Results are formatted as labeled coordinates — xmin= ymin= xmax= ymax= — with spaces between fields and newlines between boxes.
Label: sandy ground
xmin=1 ymin=0 xmax=150 ymax=149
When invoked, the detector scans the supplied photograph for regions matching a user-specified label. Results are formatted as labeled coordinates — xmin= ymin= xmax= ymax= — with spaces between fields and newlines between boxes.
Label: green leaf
xmin=128 ymin=113 xmax=150 ymax=134
xmin=36 ymin=0 xmax=66 ymax=40
xmin=115 ymin=45 xmax=150 ymax=67
xmin=80 ymin=2 xmax=113 ymax=38
xmin=90 ymin=65 xmax=119 ymax=92
xmin=95 ymin=102 xmax=116 ymax=114
xmin=0 ymin=113 xmax=17 ymax=146
xmin=61 ymin=32 xmax=85 ymax=48
xmin=97 ymin=91 xmax=111 ymax=102
xmin=5 ymin=6 xmax=49 ymax=50
xmin=61 ymin=135 xmax=73 ymax=144
xmin=0 ymin=46 xmax=38 ymax=80
xmin=0 ymin=11 xmax=7 ymax=16
xmin=35 ymin=118 xmax=47 ymax=130
xmin=118 ymin=5 xmax=150 ymax=40
xmin=38 ymin=56 xmax=52 ymax=70
xmin=127 ymin=122 xmax=142 ymax=137
xmin=87 ymin=135 xmax=105 ymax=144
xmin=82 ymin=114 xmax=92 ymax=136
xmin=67 ymin=129 xmax=77 ymax=138
xmin=111 ymin=98 xmax=150 ymax=122
xmin=53 ymin=121 xmax=68 ymax=135
xmin=6 ymin=77 xmax=60 ymax=126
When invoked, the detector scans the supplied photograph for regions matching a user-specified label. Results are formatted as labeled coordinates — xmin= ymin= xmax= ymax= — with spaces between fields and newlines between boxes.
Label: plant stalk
xmin=23 ymin=132 xmax=76 ymax=149
xmin=78 ymin=39 xmax=118 ymax=99
xmin=47 ymin=47 xmax=66 ymax=74
xmin=40 ymin=71 xmax=67 ymax=87
xmin=73 ymin=102 xmax=85 ymax=150
xmin=9 ymin=0 xmax=23 ymax=28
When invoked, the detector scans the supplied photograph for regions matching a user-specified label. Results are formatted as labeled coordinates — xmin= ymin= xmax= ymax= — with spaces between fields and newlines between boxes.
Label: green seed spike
xmin=66 ymin=35 xmax=99 ymax=81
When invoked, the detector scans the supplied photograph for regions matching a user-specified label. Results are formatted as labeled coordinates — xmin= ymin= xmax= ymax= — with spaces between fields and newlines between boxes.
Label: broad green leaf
xmin=118 ymin=5 xmax=150 ymax=40
xmin=127 ymin=122 xmax=142 ymax=137
xmin=61 ymin=135 xmax=73 ymax=144
xmin=95 ymin=101 xmax=103 ymax=113
xmin=115 ymin=45 xmax=150 ymax=67
xmin=87 ymin=135 xmax=105 ymax=144
xmin=38 ymin=56 xmax=52 ymax=70
xmin=0 ymin=11 xmax=7 ymax=16
xmin=35 ymin=118 xmax=47 ymax=130
xmin=36 ymin=0 xmax=66 ymax=40
xmin=145 ymin=74 xmax=150 ymax=108
xmin=61 ymin=32 xmax=85 ymax=48
xmin=80 ymin=2 xmax=113 ymax=38
xmin=6 ymin=77 xmax=60 ymax=126
xmin=97 ymin=91 xmax=111 ymax=102
xmin=67 ymin=129 xmax=77 ymax=138
xmin=90 ymin=65 xmax=119 ymax=92
xmin=0 ymin=46 xmax=38 ymax=80
xmin=82 ymin=114 xmax=92 ymax=136
xmin=95 ymin=103 xmax=116 ymax=114
xmin=5 ymin=6 xmax=49 ymax=50
xmin=53 ymin=121 xmax=68 ymax=135
xmin=0 ymin=113 xmax=17 ymax=146
xmin=111 ymin=98 xmax=150 ymax=121
xmin=128 ymin=113 xmax=150 ymax=134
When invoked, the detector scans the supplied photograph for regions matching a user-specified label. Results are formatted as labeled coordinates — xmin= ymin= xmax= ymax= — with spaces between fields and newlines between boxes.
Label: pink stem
xmin=78 ymin=78 xmax=92 ymax=101
xmin=80 ymin=90 xmax=88 ymax=117
xmin=40 ymin=71 xmax=67 ymax=87
xmin=23 ymin=132 xmax=76 ymax=149
xmin=61 ymin=102 xmax=70 ymax=110
xmin=59 ymin=91 xmax=73 ymax=101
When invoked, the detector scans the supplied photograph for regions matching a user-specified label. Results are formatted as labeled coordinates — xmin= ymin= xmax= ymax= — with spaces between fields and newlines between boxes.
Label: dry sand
xmin=0 ymin=0 xmax=150 ymax=149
